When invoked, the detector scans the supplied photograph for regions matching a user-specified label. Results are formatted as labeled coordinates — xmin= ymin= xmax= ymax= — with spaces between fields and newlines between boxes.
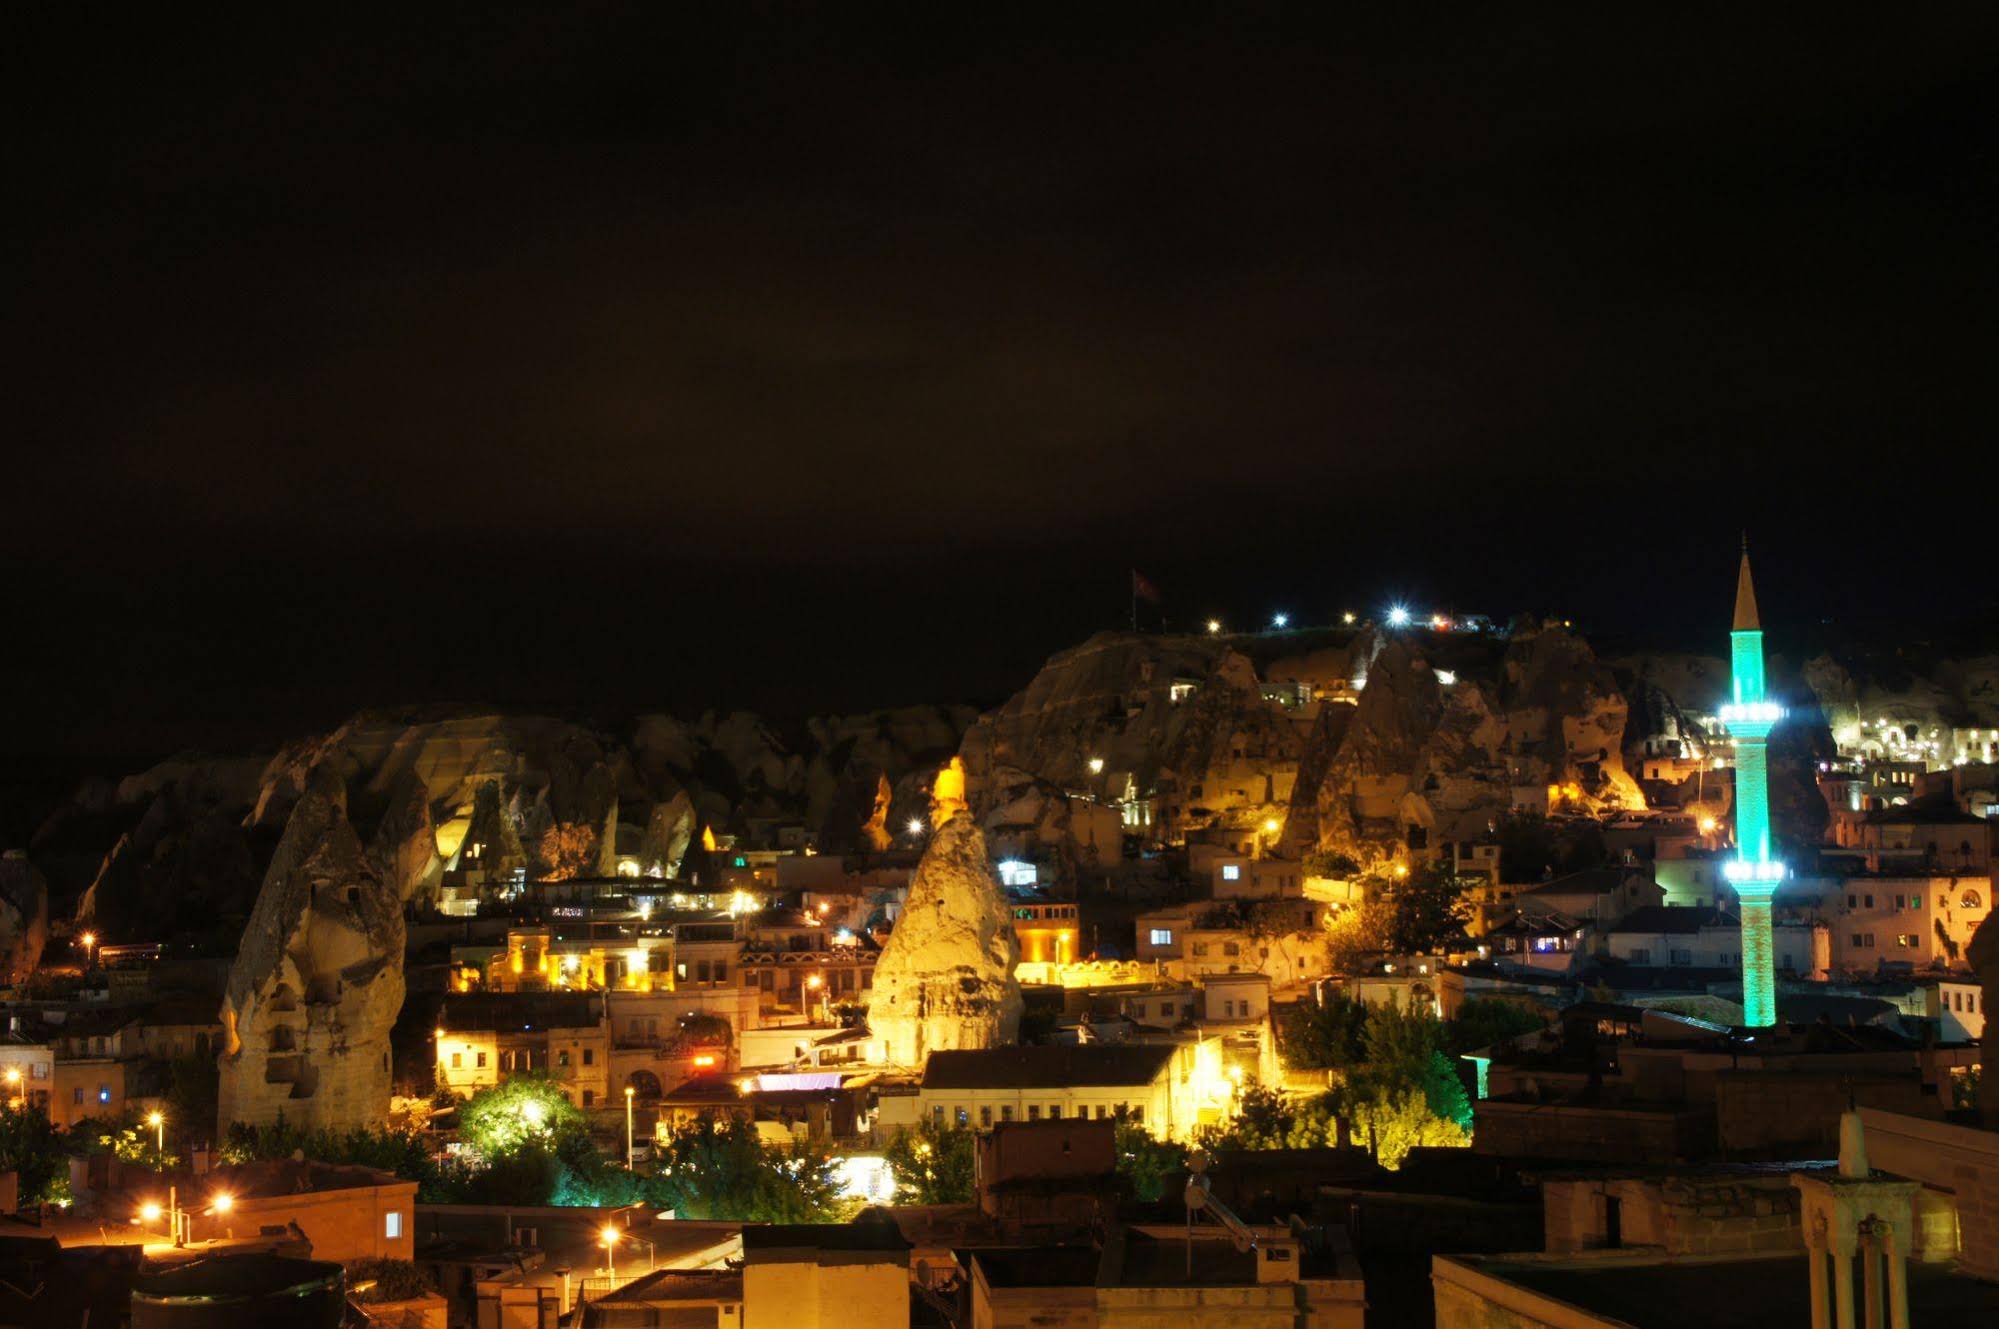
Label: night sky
xmin=10 ymin=7 xmax=1999 ymax=791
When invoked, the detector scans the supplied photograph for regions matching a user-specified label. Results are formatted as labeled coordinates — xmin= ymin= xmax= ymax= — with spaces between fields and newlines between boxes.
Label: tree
xmin=458 ymin=1073 xmax=587 ymax=1157
xmin=1279 ymin=994 xmax=1370 ymax=1071
xmin=1114 ymin=1118 xmax=1184 ymax=1201
xmin=1381 ymin=863 xmax=1471 ymax=954
xmin=883 ymin=1118 xmax=975 ymax=1204
xmin=0 ymin=1104 xmax=72 ymax=1206
xmin=1445 ymin=998 xmax=1549 ymax=1056
xmin=1322 ymin=896 xmax=1396 ymax=973
xmin=649 ymin=1117 xmax=842 ymax=1223
xmin=1198 ymin=1086 xmax=1341 ymax=1151
xmin=1339 ymin=1085 xmax=1469 ymax=1170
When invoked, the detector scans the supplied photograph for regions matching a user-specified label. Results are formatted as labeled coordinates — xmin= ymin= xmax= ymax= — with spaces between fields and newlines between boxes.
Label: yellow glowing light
xmin=1393 ymin=863 xmax=1409 ymax=879
xmin=1087 ymin=756 xmax=1105 ymax=775
xmin=1206 ymin=619 xmax=1222 ymax=634
xmin=624 ymin=1085 xmax=635 ymax=1099
xmin=80 ymin=931 xmax=97 ymax=948
xmin=738 ymin=1078 xmax=756 ymax=1093
xmin=701 ymin=825 xmax=718 ymax=853
xmin=140 ymin=1202 xmax=162 ymax=1223
xmin=146 ymin=1111 xmax=164 ymax=1128
xmin=3 ymin=1067 xmax=18 ymax=1085
xmin=905 ymin=818 xmax=925 ymax=837
xmin=693 ymin=1053 xmax=716 ymax=1067
xmin=212 ymin=1192 xmax=233 ymax=1214
xmin=1698 ymin=817 xmax=1718 ymax=835
xmin=601 ymin=1224 xmax=621 ymax=1248
xmin=1341 ymin=612 xmax=1356 ymax=625
xmin=1262 ymin=818 xmax=1280 ymax=835
xmin=806 ymin=974 xmax=823 ymax=989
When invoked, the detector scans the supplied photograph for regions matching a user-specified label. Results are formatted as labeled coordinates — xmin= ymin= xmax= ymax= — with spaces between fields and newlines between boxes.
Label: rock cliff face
xmin=1291 ymin=622 xmax=1645 ymax=864
xmin=0 ymin=851 xmax=50 ymax=985
xmin=33 ymin=702 xmax=976 ymax=934
xmin=216 ymin=770 xmax=405 ymax=1134
xmin=960 ymin=632 xmax=1305 ymax=839
xmin=866 ymin=813 xmax=1021 ymax=1067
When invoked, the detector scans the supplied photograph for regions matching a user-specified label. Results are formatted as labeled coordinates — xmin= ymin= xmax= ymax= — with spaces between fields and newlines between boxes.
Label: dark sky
xmin=9 ymin=6 xmax=1999 ymax=786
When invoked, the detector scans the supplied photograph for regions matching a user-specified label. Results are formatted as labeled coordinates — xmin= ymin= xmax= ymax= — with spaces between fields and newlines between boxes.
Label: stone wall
xmin=1472 ymin=1100 xmax=1711 ymax=1164
xmin=1712 ymin=1071 xmax=1934 ymax=1157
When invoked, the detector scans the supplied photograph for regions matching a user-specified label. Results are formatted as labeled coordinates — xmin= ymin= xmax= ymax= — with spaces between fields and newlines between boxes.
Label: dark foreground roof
xmin=921 ymin=1044 xmax=1176 ymax=1091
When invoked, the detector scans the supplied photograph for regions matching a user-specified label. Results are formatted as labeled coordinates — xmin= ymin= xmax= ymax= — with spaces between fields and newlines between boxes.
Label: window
xmin=1669 ymin=949 xmax=1693 ymax=966
xmin=1847 ymin=894 xmax=1858 ymax=909
xmin=385 ymin=1211 xmax=403 ymax=1240
xmin=558 ymin=1050 xmax=571 ymax=1067
xmin=1094 ymin=1105 xmax=1108 ymax=1120
xmin=955 ymin=1107 xmax=969 ymax=1126
xmin=932 ymin=1105 xmax=946 ymax=1124
xmin=1192 ymin=943 xmax=1209 ymax=957
xmin=1000 ymin=1105 xmax=1014 ymax=1122
xmin=98 ymin=1086 xmax=111 ymax=1104
xmin=1131 ymin=1105 xmax=1144 ymax=1123
xmin=1148 ymin=928 xmax=1174 ymax=946
xmin=1629 ymin=948 xmax=1651 ymax=964
xmin=979 ymin=1106 xmax=993 ymax=1128
xmin=1897 ymin=934 xmax=1919 ymax=948
xmin=583 ymin=1049 xmax=594 ymax=1065
xmin=1221 ymin=865 xmax=1241 ymax=882
xmin=582 ymin=1090 xmax=595 ymax=1106
xmin=1864 ymin=895 xmax=1874 ymax=909
xmin=1964 ymin=890 xmax=1983 ymax=908
xmin=1027 ymin=1104 xmax=1041 ymax=1120
xmin=476 ymin=1051 xmax=488 ymax=1068
xmin=451 ymin=1052 xmax=463 ymax=1069
xmin=1222 ymin=942 xmax=1240 ymax=957
xmin=72 ymin=1087 xmax=83 ymax=1105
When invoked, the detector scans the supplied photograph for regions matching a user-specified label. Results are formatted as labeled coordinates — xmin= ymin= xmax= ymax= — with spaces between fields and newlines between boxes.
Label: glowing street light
xmin=624 ymin=1085 xmax=636 ymax=1170
xmin=1086 ymin=756 xmax=1104 ymax=776
xmin=1206 ymin=619 xmax=1222 ymax=635
xmin=1341 ymin=612 xmax=1356 ymax=626
xmin=211 ymin=1192 xmax=233 ymax=1215
xmin=905 ymin=817 xmax=925 ymax=838
xmin=139 ymin=1201 xmax=163 ymax=1224
xmin=1271 ymin=613 xmax=1288 ymax=629
xmin=147 ymin=1111 xmax=165 ymax=1157
xmin=601 ymin=1224 xmax=621 ymax=1280
xmin=1386 ymin=605 xmax=1412 ymax=628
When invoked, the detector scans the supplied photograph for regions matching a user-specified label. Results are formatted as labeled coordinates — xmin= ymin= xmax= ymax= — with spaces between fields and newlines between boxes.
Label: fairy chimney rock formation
xmin=217 ymin=768 xmax=406 ymax=1135
xmin=867 ymin=812 xmax=1022 ymax=1068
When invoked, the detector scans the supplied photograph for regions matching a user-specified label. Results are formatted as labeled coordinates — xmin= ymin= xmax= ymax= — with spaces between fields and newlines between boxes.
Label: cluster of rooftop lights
xmin=1199 ymin=605 xmax=1462 ymax=634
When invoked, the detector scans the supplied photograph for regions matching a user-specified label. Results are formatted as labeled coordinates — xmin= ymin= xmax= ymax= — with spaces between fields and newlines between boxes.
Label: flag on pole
xmin=1131 ymin=570 xmax=1161 ymax=603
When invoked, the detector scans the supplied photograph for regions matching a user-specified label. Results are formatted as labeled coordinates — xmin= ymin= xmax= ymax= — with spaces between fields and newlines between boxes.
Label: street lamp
xmin=147 ymin=1111 xmax=165 ymax=1159
xmin=80 ymin=932 xmax=97 ymax=967
xmin=600 ymin=1224 xmax=620 ymax=1280
xmin=624 ymin=1085 xmax=636 ymax=1170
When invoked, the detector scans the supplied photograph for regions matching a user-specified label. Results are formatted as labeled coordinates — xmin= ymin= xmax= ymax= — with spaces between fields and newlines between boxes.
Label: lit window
xmin=385 ymin=1211 xmax=403 ymax=1239
xmin=1148 ymin=929 xmax=1174 ymax=946
xmin=1221 ymin=865 xmax=1241 ymax=882
xmin=98 ymin=1086 xmax=111 ymax=1104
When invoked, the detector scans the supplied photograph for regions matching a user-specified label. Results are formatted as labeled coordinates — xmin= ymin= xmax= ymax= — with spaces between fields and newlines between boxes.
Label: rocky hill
xmin=27 ymin=702 xmax=974 ymax=938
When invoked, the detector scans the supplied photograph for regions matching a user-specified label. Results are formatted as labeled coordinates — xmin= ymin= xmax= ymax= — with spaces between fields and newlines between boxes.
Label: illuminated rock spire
xmin=1723 ymin=540 xmax=1784 ymax=1027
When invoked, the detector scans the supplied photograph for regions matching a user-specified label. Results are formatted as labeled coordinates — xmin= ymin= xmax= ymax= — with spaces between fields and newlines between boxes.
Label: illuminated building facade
xmin=1722 ymin=545 xmax=1785 ymax=1027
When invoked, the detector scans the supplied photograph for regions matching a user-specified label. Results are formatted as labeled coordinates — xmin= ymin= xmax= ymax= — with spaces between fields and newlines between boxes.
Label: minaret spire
xmin=1733 ymin=537 xmax=1761 ymax=632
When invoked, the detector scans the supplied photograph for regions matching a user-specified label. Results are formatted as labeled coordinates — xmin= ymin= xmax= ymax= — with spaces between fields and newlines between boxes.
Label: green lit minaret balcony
xmin=1725 ymin=542 xmax=1783 ymax=1028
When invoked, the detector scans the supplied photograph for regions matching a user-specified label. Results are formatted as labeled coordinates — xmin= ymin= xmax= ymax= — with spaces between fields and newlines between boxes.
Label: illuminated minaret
xmin=1722 ymin=540 xmax=1785 ymax=1027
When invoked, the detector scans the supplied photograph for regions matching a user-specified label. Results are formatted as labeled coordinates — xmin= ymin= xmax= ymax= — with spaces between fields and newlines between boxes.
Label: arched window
xmin=1961 ymin=889 xmax=1982 ymax=910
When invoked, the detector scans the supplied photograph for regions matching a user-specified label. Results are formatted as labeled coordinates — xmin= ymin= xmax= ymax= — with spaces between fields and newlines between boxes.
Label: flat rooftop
xmin=1474 ymin=1253 xmax=1999 ymax=1327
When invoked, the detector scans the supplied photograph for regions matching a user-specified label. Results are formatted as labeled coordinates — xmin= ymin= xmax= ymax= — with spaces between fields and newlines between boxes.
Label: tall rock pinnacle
xmin=866 ymin=812 xmax=1022 ymax=1068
